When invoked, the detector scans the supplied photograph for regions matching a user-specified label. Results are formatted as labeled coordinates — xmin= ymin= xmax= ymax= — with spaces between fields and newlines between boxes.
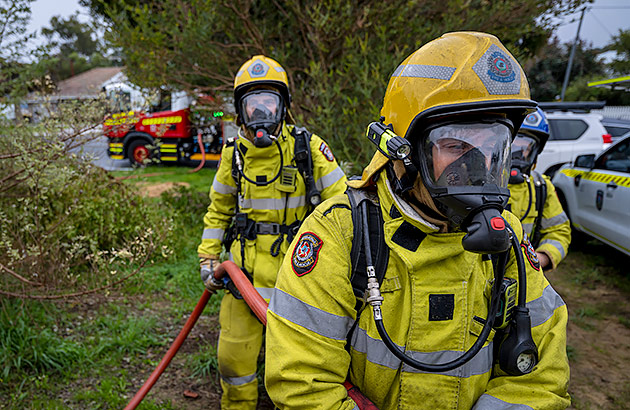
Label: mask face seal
xmin=412 ymin=117 xmax=514 ymax=253
xmin=239 ymin=90 xmax=284 ymax=147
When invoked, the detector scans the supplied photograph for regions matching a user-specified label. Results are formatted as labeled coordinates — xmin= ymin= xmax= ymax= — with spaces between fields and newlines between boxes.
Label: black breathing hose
xmin=364 ymin=202 xmax=510 ymax=372
xmin=507 ymin=223 xmax=528 ymax=307
xmin=236 ymin=139 xmax=284 ymax=186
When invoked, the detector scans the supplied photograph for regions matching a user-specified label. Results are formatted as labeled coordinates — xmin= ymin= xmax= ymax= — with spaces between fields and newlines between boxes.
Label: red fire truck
xmin=103 ymin=107 xmax=233 ymax=167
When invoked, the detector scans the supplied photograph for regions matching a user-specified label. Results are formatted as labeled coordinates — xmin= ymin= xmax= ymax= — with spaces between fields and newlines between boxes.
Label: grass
xmin=0 ymin=165 xmax=221 ymax=410
xmin=110 ymin=165 xmax=217 ymax=193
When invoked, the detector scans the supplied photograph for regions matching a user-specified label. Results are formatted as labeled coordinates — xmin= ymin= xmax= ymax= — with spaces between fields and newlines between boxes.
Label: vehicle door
xmin=575 ymin=139 xmax=630 ymax=253
xmin=540 ymin=118 xmax=590 ymax=174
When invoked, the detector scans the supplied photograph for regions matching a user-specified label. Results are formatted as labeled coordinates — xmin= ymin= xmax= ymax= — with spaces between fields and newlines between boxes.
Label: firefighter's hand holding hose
xmin=200 ymin=258 xmax=223 ymax=291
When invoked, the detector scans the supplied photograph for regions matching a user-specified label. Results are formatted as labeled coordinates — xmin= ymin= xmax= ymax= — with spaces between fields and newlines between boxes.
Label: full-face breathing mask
xmin=239 ymin=89 xmax=285 ymax=148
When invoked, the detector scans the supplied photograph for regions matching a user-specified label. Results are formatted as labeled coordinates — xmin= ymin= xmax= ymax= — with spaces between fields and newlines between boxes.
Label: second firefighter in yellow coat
xmin=265 ymin=32 xmax=570 ymax=409
xmin=197 ymin=55 xmax=347 ymax=410
xmin=507 ymin=107 xmax=571 ymax=271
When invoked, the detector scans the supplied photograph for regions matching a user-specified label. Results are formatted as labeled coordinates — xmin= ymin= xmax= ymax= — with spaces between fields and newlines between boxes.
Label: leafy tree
xmin=525 ymin=37 xmax=606 ymax=102
xmin=86 ymin=0 xmax=588 ymax=170
xmin=40 ymin=12 xmax=121 ymax=82
xmin=607 ymin=29 xmax=630 ymax=76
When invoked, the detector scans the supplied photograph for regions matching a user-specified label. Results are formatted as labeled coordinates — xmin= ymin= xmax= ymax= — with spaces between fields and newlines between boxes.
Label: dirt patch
xmin=552 ymin=242 xmax=630 ymax=409
xmin=136 ymin=182 xmax=190 ymax=198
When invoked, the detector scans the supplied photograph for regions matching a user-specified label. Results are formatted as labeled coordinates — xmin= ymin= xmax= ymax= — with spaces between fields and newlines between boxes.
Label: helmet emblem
xmin=488 ymin=51 xmax=515 ymax=83
xmin=248 ymin=59 xmax=269 ymax=78
xmin=525 ymin=113 xmax=539 ymax=124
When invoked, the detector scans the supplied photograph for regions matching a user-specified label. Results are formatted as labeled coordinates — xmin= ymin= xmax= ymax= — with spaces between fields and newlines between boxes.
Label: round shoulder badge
xmin=521 ymin=233 xmax=540 ymax=271
xmin=291 ymin=232 xmax=324 ymax=276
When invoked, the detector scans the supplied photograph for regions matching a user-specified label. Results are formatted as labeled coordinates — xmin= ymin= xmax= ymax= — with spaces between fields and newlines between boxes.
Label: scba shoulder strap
xmin=530 ymin=171 xmax=547 ymax=248
xmin=346 ymin=186 xmax=389 ymax=301
xmin=292 ymin=126 xmax=321 ymax=206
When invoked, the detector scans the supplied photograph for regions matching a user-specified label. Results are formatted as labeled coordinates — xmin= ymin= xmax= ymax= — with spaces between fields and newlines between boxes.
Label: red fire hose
xmin=189 ymin=130 xmax=206 ymax=173
xmin=124 ymin=261 xmax=378 ymax=410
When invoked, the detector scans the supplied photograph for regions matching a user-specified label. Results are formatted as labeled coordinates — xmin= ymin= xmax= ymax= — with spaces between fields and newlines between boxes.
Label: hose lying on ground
xmin=124 ymin=261 xmax=378 ymax=410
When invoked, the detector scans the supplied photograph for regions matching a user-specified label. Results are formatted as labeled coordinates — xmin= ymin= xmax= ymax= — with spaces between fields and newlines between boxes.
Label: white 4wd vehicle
xmin=536 ymin=110 xmax=610 ymax=178
xmin=552 ymin=134 xmax=630 ymax=256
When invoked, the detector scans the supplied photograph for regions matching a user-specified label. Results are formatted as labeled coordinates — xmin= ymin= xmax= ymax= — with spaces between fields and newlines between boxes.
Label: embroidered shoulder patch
xmin=319 ymin=142 xmax=334 ymax=162
xmin=521 ymin=233 xmax=540 ymax=271
xmin=291 ymin=232 xmax=324 ymax=276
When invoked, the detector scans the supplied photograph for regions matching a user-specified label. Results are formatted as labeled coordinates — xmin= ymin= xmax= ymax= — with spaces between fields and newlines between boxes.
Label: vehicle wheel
xmin=127 ymin=140 xmax=152 ymax=167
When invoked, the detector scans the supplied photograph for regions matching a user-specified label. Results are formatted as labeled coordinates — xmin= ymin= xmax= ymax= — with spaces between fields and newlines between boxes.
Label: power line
xmin=589 ymin=10 xmax=614 ymax=37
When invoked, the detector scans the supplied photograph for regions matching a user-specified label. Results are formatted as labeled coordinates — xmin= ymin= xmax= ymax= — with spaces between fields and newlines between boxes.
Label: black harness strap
xmin=530 ymin=171 xmax=547 ymax=248
xmin=346 ymin=187 xmax=389 ymax=300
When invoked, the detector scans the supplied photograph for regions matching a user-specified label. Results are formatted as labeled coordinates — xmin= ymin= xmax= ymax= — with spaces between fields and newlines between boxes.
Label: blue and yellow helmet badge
xmin=521 ymin=107 xmax=550 ymax=135
xmin=472 ymin=44 xmax=521 ymax=95
xmin=248 ymin=59 xmax=269 ymax=78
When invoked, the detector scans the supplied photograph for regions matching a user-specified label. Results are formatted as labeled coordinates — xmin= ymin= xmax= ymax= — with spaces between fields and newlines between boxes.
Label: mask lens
xmin=512 ymin=134 xmax=538 ymax=164
xmin=240 ymin=91 xmax=282 ymax=125
xmin=422 ymin=122 xmax=512 ymax=188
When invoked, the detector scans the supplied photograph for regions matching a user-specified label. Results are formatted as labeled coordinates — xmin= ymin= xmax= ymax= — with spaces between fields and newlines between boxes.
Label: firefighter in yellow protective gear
xmin=197 ymin=55 xmax=347 ymax=410
xmin=507 ymin=107 xmax=571 ymax=270
xmin=265 ymin=32 xmax=570 ymax=409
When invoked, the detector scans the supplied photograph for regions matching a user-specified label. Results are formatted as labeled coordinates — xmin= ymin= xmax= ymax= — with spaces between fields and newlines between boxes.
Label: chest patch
xmin=291 ymin=232 xmax=323 ymax=276
xmin=429 ymin=294 xmax=454 ymax=321
xmin=319 ymin=142 xmax=334 ymax=162
xmin=521 ymin=234 xmax=540 ymax=271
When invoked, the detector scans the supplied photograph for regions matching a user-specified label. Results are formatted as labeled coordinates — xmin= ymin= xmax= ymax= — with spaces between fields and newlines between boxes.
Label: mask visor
xmin=511 ymin=133 xmax=539 ymax=171
xmin=423 ymin=122 xmax=512 ymax=188
xmin=240 ymin=90 xmax=283 ymax=131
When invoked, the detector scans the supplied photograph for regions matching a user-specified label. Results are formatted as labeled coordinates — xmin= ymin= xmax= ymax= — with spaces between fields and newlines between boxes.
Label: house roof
xmin=55 ymin=66 xmax=124 ymax=98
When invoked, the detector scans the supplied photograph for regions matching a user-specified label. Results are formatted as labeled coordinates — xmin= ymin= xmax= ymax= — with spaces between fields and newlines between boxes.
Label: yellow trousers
xmin=217 ymin=293 xmax=264 ymax=410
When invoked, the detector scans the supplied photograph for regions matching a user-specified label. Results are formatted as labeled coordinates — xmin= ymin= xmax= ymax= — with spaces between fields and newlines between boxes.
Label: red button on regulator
xmin=256 ymin=131 xmax=263 ymax=138
xmin=510 ymin=170 xmax=517 ymax=176
xmin=491 ymin=217 xmax=505 ymax=231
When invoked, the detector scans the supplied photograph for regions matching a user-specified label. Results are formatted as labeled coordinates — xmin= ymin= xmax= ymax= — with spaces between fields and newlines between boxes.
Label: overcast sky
xmin=28 ymin=0 xmax=630 ymax=49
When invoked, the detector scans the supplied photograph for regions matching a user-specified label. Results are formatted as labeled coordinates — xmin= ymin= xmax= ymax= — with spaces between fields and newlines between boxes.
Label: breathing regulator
xmin=365 ymin=121 xmax=538 ymax=376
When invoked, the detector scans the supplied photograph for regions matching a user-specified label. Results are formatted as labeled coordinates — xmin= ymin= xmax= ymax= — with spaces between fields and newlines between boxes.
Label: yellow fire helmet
xmin=233 ymin=55 xmax=291 ymax=112
xmin=349 ymin=31 xmax=536 ymax=188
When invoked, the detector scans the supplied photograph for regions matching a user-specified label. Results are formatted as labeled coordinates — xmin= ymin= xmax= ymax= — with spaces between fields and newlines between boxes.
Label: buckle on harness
xmin=256 ymin=222 xmax=280 ymax=235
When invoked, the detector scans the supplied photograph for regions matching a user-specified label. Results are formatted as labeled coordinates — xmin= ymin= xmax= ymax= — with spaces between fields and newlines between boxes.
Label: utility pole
xmin=560 ymin=7 xmax=587 ymax=101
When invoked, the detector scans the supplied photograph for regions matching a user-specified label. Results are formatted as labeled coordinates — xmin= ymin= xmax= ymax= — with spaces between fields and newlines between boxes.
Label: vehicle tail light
xmin=602 ymin=133 xmax=612 ymax=144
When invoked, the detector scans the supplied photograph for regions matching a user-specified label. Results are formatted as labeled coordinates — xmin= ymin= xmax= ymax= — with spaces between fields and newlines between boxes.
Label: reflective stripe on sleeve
xmin=220 ymin=373 xmax=256 ymax=386
xmin=240 ymin=195 xmax=306 ymax=210
xmin=521 ymin=223 xmax=533 ymax=235
xmin=527 ymin=284 xmax=566 ymax=328
xmin=212 ymin=178 xmax=237 ymax=195
xmin=350 ymin=326 xmax=493 ymax=377
xmin=202 ymin=228 xmax=225 ymax=240
xmin=315 ymin=167 xmax=345 ymax=191
xmin=268 ymin=288 xmax=354 ymax=340
xmin=541 ymin=212 xmax=569 ymax=229
xmin=539 ymin=239 xmax=566 ymax=258
xmin=472 ymin=394 xmax=533 ymax=410
xmin=255 ymin=287 xmax=274 ymax=300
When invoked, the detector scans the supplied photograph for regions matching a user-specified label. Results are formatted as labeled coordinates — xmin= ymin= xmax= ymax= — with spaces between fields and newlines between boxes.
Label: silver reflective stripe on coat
xmin=472 ymin=394 xmax=534 ymax=410
xmin=202 ymin=228 xmax=225 ymax=240
xmin=391 ymin=64 xmax=456 ymax=80
xmin=220 ymin=373 xmax=256 ymax=386
xmin=212 ymin=178 xmax=237 ymax=195
xmin=541 ymin=212 xmax=569 ymax=229
xmin=522 ymin=223 xmax=533 ymax=235
xmin=528 ymin=284 xmax=566 ymax=328
xmin=315 ymin=167 xmax=345 ymax=191
xmin=256 ymin=287 xmax=274 ymax=300
xmin=539 ymin=239 xmax=566 ymax=258
xmin=350 ymin=326 xmax=402 ymax=370
xmin=240 ymin=195 xmax=306 ymax=210
xmin=404 ymin=343 xmax=493 ymax=377
xmin=268 ymin=288 xmax=353 ymax=340
xmin=350 ymin=326 xmax=493 ymax=377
